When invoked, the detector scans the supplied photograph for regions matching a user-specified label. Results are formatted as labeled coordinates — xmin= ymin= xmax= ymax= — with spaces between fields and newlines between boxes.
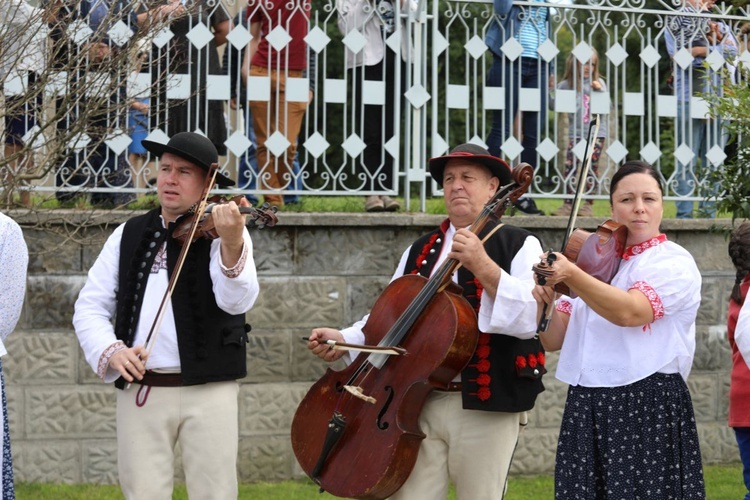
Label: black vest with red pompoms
xmin=403 ymin=219 xmax=546 ymax=412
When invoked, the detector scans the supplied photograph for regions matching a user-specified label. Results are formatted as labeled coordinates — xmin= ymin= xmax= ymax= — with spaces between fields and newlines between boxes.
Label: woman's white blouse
xmin=554 ymin=235 xmax=701 ymax=387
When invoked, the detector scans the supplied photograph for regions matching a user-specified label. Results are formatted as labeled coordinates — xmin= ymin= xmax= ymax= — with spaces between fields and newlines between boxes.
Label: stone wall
xmin=6 ymin=211 xmax=740 ymax=484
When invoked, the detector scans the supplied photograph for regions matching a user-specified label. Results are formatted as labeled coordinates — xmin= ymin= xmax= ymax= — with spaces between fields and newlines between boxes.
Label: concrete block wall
xmin=6 ymin=211 xmax=740 ymax=484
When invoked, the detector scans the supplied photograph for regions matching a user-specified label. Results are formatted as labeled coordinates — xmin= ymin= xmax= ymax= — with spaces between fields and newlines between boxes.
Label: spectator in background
xmin=1 ymin=0 xmax=46 ymax=207
xmin=0 ymin=212 xmax=29 ymax=498
xmin=243 ymin=0 xmax=312 ymax=209
xmin=485 ymin=0 xmax=550 ymax=215
xmin=666 ymin=0 xmax=737 ymax=218
xmin=224 ymin=11 xmax=303 ymax=206
xmin=338 ymin=0 xmax=408 ymax=212
xmin=42 ymin=0 xmax=136 ymax=207
xmin=141 ymin=0 xmax=231 ymax=159
xmin=549 ymin=50 xmax=608 ymax=218
xmin=721 ymin=21 xmax=749 ymax=167
xmin=727 ymin=221 xmax=750 ymax=500
xmin=127 ymin=47 xmax=151 ymax=185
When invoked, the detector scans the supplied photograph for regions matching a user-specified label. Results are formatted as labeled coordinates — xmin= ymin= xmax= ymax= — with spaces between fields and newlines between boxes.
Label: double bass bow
xmin=291 ymin=163 xmax=534 ymax=499
xmin=533 ymin=115 xmax=627 ymax=332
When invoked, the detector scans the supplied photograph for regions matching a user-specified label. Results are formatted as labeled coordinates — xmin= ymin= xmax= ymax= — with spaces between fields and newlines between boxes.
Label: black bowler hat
xmin=142 ymin=132 xmax=235 ymax=187
xmin=428 ymin=143 xmax=511 ymax=188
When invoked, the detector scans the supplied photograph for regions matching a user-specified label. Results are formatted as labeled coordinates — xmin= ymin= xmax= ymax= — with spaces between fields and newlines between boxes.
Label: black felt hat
xmin=142 ymin=132 xmax=234 ymax=187
xmin=428 ymin=143 xmax=511 ymax=188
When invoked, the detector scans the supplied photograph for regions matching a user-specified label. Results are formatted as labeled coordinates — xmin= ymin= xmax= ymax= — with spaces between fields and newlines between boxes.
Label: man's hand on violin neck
xmin=212 ymin=201 xmax=246 ymax=246
xmin=212 ymin=201 xmax=246 ymax=267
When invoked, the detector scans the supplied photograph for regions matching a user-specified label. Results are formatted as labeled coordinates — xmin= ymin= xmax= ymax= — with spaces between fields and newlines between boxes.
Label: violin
xmin=533 ymin=219 xmax=627 ymax=297
xmin=172 ymin=195 xmax=278 ymax=245
xmin=531 ymin=114 xmax=629 ymax=332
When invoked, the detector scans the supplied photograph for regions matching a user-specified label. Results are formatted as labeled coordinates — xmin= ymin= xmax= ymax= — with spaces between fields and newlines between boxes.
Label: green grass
xmin=14 ymin=190 xmax=726 ymax=220
xmin=14 ymin=463 xmax=747 ymax=499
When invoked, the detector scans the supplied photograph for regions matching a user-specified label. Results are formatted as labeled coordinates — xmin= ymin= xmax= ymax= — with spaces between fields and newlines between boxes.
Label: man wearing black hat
xmin=306 ymin=143 xmax=546 ymax=499
xmin=73 ymin=132 xmax=259 ymax=499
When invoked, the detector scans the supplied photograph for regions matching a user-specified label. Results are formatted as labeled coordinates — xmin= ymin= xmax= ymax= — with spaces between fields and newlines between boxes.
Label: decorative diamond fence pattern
xmin=1 ymin=0 xmax=748 ymax=210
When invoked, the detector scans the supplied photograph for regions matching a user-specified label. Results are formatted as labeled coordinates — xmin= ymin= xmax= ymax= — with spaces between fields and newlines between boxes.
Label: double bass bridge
xmin=343 ymin=385 xmax=376 ymax=404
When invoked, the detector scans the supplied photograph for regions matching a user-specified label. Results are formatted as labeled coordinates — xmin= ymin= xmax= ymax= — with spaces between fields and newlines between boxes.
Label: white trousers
xmin=389 ymin=391 xmax=524 ymax=500
xmin=116 ymin=381 xmax=240 ymax=500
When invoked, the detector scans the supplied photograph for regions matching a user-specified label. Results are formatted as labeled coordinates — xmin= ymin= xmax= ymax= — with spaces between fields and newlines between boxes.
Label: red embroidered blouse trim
xmin=630 ymin=280 xmax=665 ymax=321
xmin=622 ymin=233 xmax=667 ymax=260
xmin=556 ymin=300 xmax=573 ymax=315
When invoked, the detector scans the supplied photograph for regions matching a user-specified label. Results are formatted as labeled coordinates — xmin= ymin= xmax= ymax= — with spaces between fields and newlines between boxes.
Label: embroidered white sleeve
xmin=98 ymin=341 xmax=126 ymax=380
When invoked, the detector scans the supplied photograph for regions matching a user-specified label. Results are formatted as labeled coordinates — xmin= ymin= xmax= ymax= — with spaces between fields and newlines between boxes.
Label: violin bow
xmin=536 ymin=114 xmax=601 ymax=334
xmin=302 ymin=337 xmax=407 ymax=356
xmin=564 ymin=114 xmax=601 ymax=246
xmin=142 ymin=163 xmax=222 ymax=362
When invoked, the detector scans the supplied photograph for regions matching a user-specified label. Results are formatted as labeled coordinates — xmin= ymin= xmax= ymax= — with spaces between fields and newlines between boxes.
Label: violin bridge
xmin=343 ymin=385 xmax=376 ymax=404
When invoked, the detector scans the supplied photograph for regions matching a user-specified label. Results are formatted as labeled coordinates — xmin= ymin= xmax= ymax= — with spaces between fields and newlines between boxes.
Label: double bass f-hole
xmin=376 ymin=387 xmax=394 ymax=430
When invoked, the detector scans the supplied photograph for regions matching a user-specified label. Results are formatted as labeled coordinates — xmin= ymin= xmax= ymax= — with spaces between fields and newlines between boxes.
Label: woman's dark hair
xmin=609 ymin=160 xmax=664 ymax=204
xmin=728 ymin=221 xmax=750 ymax=304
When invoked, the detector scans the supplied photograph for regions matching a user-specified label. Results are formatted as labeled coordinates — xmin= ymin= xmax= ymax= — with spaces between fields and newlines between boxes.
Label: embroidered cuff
xmin=98 ymin=341 xmax=126 ymax=380
xmin=630 ymin=281 xmax=664 ymax=320
xmin=221 ymin=242 xmax=248 ymax=278
xmin=556 ymin=300 xmax=573 ymax=316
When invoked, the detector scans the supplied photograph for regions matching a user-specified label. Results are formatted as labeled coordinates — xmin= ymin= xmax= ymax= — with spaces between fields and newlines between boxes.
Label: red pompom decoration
xmin=475 ymin=359 xmax=491 ymax=372
xmin=528 ymin=354 xmax=538 ymax=368
xmin=476 ymin=345 xmax=491 ymax=358
xmin=515 ymin=355 xmax=527 ymax=370
xmin=477 ymin=387 xmax=491 ymax=401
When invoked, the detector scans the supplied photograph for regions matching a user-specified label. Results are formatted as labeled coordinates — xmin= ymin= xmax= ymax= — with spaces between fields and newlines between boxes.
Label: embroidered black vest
xmin=403 ymin=219 xmax=546 ymax=412
xmin=113 ymin=209 xmax=250 ymax=388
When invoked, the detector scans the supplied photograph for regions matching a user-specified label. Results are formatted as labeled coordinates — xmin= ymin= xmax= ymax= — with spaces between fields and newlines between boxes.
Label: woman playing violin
xmin=532 ymin=160 xmax=706 ymax=499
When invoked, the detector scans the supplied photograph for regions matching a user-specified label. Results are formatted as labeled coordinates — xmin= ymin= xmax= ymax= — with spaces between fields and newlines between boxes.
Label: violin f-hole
xmin=376 ymin=386 xmax=394 ymax=430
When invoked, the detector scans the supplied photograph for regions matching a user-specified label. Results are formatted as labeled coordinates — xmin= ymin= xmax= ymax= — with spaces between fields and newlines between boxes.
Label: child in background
xmin=127 ymin=48 xmax=150 ymax=186
xmin=550 ymin=49 xmax=608 ymax=217
xmin=727 ymin=221 xmax=750 ymax=500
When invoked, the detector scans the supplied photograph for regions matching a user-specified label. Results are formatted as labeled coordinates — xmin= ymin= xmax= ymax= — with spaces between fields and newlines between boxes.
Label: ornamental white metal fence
xmin=1 ymin=0 xmax=748 ymax=211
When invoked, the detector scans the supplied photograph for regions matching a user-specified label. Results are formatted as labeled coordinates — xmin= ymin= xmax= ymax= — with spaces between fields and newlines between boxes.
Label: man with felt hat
xmin=73 ymin=131 xmax=260 ymax=499
xmin=305 ymin=143 xmax=546 ymax=499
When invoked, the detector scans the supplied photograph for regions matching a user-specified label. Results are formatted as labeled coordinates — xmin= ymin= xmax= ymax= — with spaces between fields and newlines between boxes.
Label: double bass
xmin=290 ymin=164 xmax=534 ymax=499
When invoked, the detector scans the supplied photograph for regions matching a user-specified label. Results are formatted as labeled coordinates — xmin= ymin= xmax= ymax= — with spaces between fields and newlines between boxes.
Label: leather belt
xmin=137 ymin=370 xmax=183 ymax=387
xmin=438 ymin=382 xmax=462 ymax=392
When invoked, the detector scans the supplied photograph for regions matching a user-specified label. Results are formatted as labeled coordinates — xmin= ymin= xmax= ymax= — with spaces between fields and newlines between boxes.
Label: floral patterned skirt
xmin=555 ymin=373 xmax=705 ymax=499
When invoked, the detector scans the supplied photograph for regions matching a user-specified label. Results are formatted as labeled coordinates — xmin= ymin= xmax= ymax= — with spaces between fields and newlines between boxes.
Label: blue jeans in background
xmin=674 ymin=102 xmax=722 ymax=218
xmin=487 ymin=55 xmax=548 ymax=167
xmin=736 ymin=427 xmax=750 ymax=500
